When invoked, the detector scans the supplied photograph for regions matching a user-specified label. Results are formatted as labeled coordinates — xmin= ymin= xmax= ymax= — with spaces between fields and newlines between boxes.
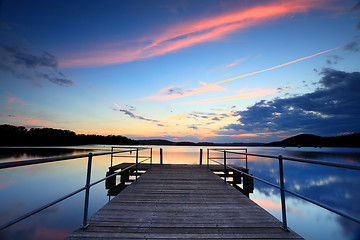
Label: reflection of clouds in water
xmin=308 ymin=176 xmax=338 ymax=187
xmin=337 ymin=216 xmax=360 ymax=240
xmin=226 ymin=147 xmax=360 ymax=239
xmin=241 ymin=151 xmax=360 ymax=240
xmin=252 ymin=195 xmax=305 ymax=217
xmin=0 ymin=179 xmax=16 ymax=190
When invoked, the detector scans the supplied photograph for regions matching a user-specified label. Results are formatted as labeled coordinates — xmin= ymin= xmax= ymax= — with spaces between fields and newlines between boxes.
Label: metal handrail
xmin=207 ymin=148 xmax=248 ymax=169
xmin=0 ymin=147 xmax=152 ymax=230
xmin=226 ymin=151 xmax=360 ymax=170
xmin=207 ymin=148 xmax=360 ymax=230
xmin=0 ymin=147 xmax=149 ymax=169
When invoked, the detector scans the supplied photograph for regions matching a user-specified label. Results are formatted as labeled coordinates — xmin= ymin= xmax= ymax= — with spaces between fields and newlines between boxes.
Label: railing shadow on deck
xmin=206 ymin=148 xmax=360 ymax=231
xmin=0 ymin=147 xmax=152 ymax=230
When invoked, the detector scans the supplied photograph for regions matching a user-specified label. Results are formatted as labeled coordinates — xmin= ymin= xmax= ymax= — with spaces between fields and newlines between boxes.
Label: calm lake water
xmin=0 ymin=145 xmax=359 ymax=240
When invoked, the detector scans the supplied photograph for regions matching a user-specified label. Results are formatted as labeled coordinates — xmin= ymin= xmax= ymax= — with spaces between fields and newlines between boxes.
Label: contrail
xmin=189 ymin=45 xmax=343 ymax=95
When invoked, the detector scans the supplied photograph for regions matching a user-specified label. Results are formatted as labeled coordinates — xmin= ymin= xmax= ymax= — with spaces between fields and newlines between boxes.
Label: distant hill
xmin=267 ymin=133 xmax=360 ymax=148
xmin=138 ymin=139 xmax=199 ymax=146
xmin=3 ymin=124 xmax=358 ymax=148
xmin=138 ymin=139 xmax=265 ymax=146
xmin=0 ymin=124 xmax=138 ymax=146
xmin=138 ymin=139 xmax=175 ymax=145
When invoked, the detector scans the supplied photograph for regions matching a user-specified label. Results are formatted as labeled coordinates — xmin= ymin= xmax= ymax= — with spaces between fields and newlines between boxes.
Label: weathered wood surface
xmin=67 ymin=164 xmax=303 ymax=239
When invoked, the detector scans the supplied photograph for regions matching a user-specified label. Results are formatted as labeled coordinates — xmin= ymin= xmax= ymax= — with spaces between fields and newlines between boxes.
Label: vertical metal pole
xmin=278 ymin=155 xmax=289 ymax=231
xmin=207 ymin=149 xmax=209 ymax=169
xmin=150 ymin=148 xmax=153 ymax=168
xmin=160 ymin=148 xmax=163 ymax=165
xmin=224 ymin=150 xmax=227 ymax=183
xmin=199 ymin=149 xmax=203 ymax=165
xmin=245 ymin=149 xmax=248 ymax=169
xmin=110 ymin=147 xmax=113 ymax=167
xmin=135 ymin=148 xmax=138 ymax=181
xmin=81 ymin=153 xmax=92 ymax=229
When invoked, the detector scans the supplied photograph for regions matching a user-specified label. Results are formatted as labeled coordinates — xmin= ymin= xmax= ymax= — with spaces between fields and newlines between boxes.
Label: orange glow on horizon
xmin=217 ymin=133 xmax=272 ymax=138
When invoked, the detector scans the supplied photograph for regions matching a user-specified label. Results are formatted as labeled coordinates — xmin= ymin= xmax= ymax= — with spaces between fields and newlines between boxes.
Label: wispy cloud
xmin=5 ymin=93 xmax=28 ymax=110
xmin=225 ymin=57 xmax=248 ymax=68
xmin=59 ymin=0 xmax=329 ymax=68
xmin=170 ymin=111 xmax=234 ymax=121
xmin=140 ymin=82 xmax=225 ymax=101
xmin=114 ymin=103 xmax=159 ymax=122
xmin=185 ymin=46 xmax=343 ymax=96
xmin=141 ymin=46 xmax=341 ymax=102
xmin=184 ymin=88 xmax=280 ymax=105
xmin=1 ymin=113 xmax=60 ymax=127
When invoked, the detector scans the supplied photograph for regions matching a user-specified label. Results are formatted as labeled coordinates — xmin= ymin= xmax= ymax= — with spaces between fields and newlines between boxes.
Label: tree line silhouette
xmin=0 ymin=124 xmax=138 ymax=146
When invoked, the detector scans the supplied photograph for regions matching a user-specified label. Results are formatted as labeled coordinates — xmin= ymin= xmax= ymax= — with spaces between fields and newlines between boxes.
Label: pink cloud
xmin=22 ymin=119 xmax=42 ymax=125
xmin=226 ymin=57 xmax=248 ymax=68
xmin=7 ymin=97 xmax=17 ymax=104
xmin=5 ymin=93 xmax=28 ymax=110
xmin=0 ymin=180 xmax=16 ymax=190
xmin=59 ymin=0 xmax=330 ymax=68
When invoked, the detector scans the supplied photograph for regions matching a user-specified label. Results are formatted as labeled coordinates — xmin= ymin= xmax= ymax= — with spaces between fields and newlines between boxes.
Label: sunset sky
xmin=1 ymin=0 xmax=359 ymax=143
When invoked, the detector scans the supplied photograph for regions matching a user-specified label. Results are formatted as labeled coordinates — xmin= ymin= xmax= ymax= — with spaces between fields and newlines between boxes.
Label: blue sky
xmin=0 ymin=0 xmax=359 ymax=143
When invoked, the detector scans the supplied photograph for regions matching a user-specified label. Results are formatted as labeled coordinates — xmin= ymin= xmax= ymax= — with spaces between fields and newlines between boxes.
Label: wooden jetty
xmin=67 ymin=164 xmax=303 ymax=239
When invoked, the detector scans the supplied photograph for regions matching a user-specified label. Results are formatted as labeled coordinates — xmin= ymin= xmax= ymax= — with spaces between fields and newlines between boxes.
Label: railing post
xmin=224 ymin=150 xmax=227 ymax=183
xmin=81 ymin=153 xmax=93 ymax=229
xmin=278 ymin=155 xmax=289 ymax=231
xmin=245 ymin=149 xmax=248 ymax=169
xmin=207 ymin=149 xmax=209 ymax=169
xmin=135 ymin=148 xmax=139 ymax=181
xmin=160 ymin=148 xmax=163 ymax=165
xmin=110 ymin=147 xmax=113 ymax=167
xmin=150 ymin=148 xmax=153 ymax=168
xmin=199 ymin=149 xmax=203 ymax=165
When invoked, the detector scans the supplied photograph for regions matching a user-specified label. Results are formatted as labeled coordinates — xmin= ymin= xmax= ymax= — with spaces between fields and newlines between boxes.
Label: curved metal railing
xmin=0 ymin=147 xmax=152 ymax=230
xmin=207 ymin=148 xmax=360 ymax=231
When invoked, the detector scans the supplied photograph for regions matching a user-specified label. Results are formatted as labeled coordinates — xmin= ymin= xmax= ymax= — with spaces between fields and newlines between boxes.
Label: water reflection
xmin=0 ymin=145 xmax=359 ymax=240
xmin=232 ymin=147 xmax=360 ymax=240
xmin=0 ymin=147 xmax=95 ymax=161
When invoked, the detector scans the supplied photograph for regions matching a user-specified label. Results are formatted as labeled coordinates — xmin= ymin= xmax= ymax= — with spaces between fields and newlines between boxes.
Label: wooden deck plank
xmin=67 ymin=164 xmax=303 ymax=239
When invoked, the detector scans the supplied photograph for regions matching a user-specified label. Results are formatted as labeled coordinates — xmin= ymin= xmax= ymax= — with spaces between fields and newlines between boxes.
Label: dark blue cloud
xmin=0 ymin=44 xmax=57 ymax=69
xmin=351 ymin=2 xmax=360 ymax=30
xmin=167 ymin=87 xmax=184 ymax=95
xmin=223 ymin=69 xmax=360 ymax=136
xmin=37 ymin=73 xmax=74 ymax=87
xmin=326 ymin=55 xmax=343 ymax=65
xmin=188 ymin=112 xmax=230 ymax=121
xmin=343 ymin=40 xmax=359 ymax=52
xmin=115 ymin=107 xmax=159 ymax=123
xmin=0 ymin=43 xmax=74 ymax=87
